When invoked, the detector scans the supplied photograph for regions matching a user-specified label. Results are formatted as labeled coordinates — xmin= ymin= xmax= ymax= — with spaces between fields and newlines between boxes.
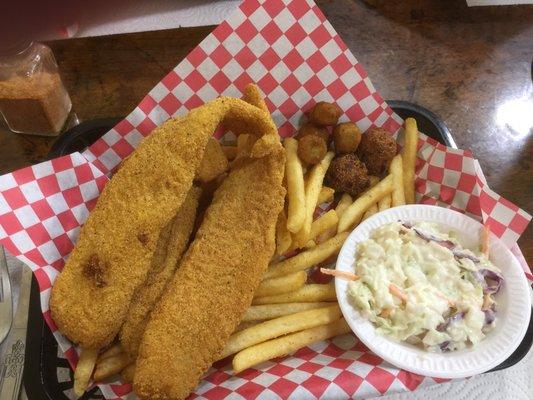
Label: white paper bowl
xmin=335 ymin=204 xmax=531 ymax=379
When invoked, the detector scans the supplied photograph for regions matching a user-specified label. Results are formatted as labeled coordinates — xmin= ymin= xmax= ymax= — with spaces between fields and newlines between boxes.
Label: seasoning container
xmin=0 ymin=42 xmax=72 ymax=136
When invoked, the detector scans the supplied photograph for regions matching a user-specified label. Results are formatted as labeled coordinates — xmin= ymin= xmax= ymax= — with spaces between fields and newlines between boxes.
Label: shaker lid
xmin=0 ymin=4 xmax=34 ymax=57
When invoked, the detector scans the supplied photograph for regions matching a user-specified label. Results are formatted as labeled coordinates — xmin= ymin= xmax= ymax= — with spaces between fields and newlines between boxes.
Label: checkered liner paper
xmin=0 ymin=0 xmax=531 ymax=399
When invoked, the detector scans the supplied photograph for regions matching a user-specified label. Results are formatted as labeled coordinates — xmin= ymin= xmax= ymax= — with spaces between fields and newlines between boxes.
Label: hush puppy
xmin=333 ymin=122 xmax=362 ymax=154
xmin=297 ymin=134 xmax=327 ymax=165
xmin=296 ymin=122 xmax=330 ymax=145
xmin=325 ymin=153 xmax=370 ymax=197
xmin=357 ymin=127 xmax=396 ymax=175
xmin=308 ymin=102 xmax=342 ymax=126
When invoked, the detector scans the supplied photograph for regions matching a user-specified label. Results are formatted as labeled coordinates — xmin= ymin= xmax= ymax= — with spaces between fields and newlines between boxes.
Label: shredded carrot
xmin=379 ymin=308 xmax=393 ymax=318
xmin=435 ymin=291 xmax=455 ymax=307
xmin=319 ymin=268 xmax=359 ymax=281
xmin=389 ymin=283 xmax=408 ymax=302
xmin=481 ymin=224 xmax=490 ymax=257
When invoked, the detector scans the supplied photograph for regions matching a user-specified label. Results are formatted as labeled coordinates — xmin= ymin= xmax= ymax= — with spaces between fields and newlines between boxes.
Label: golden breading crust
xmin=195 ymin=138 xmax=229 ymax=183
xmin=50 ymin=96 xmax=279 ymax=349
xmin=119 ymin=187 xmax=201 ymax=358
xmin=134 ymin=146 xmax=286 ymax=400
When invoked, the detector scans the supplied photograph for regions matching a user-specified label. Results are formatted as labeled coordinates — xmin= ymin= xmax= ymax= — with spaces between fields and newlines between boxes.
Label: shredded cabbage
xmin=348 ymin=221 xmax=502 ymax=352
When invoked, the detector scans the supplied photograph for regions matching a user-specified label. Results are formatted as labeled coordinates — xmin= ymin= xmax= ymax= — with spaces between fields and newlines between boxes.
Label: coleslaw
xmin=348 ymin=221 xmax=503 ymax=352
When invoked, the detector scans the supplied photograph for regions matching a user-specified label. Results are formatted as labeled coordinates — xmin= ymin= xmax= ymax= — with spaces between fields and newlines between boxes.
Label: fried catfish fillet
xmin=134 ymin=146 xmax=285 ymax=400
xmin=50 ymin=96 xmax=278 ymax=349
xmin=195 ymin=138 xmax=229 ymax=183
xmin=119 ymin=187 xmax=201 ymax=358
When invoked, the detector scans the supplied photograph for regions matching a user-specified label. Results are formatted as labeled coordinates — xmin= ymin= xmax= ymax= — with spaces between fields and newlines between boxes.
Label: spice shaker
xmin=0 ymin=41 xmax=72 ymax=136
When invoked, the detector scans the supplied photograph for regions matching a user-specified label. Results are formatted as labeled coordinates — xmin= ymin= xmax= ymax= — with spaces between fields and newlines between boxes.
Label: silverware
xmin=0 ymin=266 xmax=31 ymax=400
xmin=0 ymin=247 xmax=12 ymax=344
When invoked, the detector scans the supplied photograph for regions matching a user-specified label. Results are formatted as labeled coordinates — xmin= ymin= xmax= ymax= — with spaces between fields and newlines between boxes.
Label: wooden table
xmin=0 ymin=0 xmax=531 ymax=261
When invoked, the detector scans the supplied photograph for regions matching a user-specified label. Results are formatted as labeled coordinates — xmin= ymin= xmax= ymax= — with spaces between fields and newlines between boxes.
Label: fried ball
xmin=308 ymin=102 xmax=342 ymax=126
xmin=296 ymin=123 xmax=330 ymax=145
xmin=297 ymin=134 xmax=327 ymax=165
xmin=333 ymin=122 xmax=362 ymax=154
xmin=325 ymin=154 xmax=370 ymax=197
xmin=357 ymin=127 xmax=397 ymax=175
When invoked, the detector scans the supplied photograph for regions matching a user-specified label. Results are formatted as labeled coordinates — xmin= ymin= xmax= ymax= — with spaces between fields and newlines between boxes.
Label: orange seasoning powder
xmin=0 ymin=71 xmax=71 ymax=136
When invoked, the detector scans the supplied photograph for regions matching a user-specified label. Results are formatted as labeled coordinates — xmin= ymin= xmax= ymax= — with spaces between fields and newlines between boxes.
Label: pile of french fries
xmin=73 ymin=117 xmax=419 ymax=392
xmin=219 ymin=117 xmax=420 ymax=373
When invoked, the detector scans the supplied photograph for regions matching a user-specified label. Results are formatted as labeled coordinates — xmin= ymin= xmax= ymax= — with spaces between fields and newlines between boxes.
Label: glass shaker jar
xmin=0 ymin=41 xmax=72 ymax=136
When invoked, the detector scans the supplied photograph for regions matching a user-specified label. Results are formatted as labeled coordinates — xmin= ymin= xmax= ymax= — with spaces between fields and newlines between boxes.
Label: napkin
xmin=0 ymin=0 xmax=530 ymax=399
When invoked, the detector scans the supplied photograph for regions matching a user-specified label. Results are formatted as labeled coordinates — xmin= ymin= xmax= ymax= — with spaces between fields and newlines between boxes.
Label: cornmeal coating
xmin=134 ymin=147 xmax=285 ymax=400
xmin=119 ymin=187 xmax=200 ymax=358
xmin=50 ymin=96 xmax=279 ymax=349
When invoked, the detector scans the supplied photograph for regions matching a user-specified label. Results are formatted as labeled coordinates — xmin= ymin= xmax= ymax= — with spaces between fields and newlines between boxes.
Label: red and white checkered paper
xmin=0 ymin=0 xmax=531 ymax=399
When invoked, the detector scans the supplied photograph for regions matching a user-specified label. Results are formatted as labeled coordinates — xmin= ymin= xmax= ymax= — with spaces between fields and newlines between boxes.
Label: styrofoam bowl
xmin=335 ymin=204 xmax=531 ymax=379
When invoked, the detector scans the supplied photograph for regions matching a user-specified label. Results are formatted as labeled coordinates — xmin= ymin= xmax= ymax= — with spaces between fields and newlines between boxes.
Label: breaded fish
xmin=134 ymin=145 xmax=286 ymax=399
xmin=195 ymin=138 xmax=228 ymax=183
xmin=119 ymin=187 xmax=201 ymax=358
xmin=50 ymin=96 xmax=278 ymax=349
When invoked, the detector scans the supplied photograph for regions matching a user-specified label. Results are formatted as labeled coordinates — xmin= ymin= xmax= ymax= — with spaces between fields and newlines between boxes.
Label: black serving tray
xmin=24 ymin=104 xmax=533 ymax=399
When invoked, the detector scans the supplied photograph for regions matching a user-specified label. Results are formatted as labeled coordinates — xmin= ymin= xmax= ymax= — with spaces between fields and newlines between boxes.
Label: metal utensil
xmin=0 ymin=247 xmax=12 ymax=343
xmin=0 ymin=266 xmax=31 ymax=400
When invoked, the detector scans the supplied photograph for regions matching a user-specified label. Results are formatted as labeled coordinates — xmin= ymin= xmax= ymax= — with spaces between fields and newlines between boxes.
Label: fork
xmin=0 ymin=246 xmax=12 ymax=343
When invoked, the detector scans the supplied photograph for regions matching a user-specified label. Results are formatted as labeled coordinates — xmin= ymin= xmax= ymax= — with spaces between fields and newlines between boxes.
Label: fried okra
xmin=333 ymin=122 xmax=362 ymax=154
xmin=308 ymin=102 xmax=342 ymax=126
xmin=297 ymin=134 xmax=327 ymax=165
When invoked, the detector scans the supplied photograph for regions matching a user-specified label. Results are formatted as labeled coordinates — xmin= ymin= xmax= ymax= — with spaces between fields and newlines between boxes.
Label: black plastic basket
xmin=23 ymin=103 xmax=533 ymax=399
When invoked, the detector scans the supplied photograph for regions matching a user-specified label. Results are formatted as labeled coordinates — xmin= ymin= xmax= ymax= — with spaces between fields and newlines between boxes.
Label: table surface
xmin=0 ymin=0 xmax=531 ymax=263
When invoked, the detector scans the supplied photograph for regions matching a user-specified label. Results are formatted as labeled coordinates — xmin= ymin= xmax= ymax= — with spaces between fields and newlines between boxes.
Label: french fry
xmin=359 ymin=177 xmax=380 ymax=222
xmin=378 ymin=194 xmax=392 ymax=211
xmin=295 ymin=152 xmax=335 ymax=245
xmin=309 ymin=210 xmax=338 ymax=242
xmin=317 ymin=186 xmax=335 ymax=205
xmin=222 ymin=145 xmax=237 ymax=161
xmin=264 ymin=232 xmax=349 ymax=279
xmin=362 ymin=204 xmax=378 ymax=221
xmin=255 ymin=271 xmax=307 ymax=298
xmin=121 ymin=363 xmax=136 ymax=383
xmin=389 ymin=154 xmax=405 ymax=206
xmin=276 ymin=209 xmax=292 ymax=255
xmin=284 ymin=138 xmax=306 ymax=233
xmin=242 ymin=302 xmax=332 ymax=322
xmin=232 ymin=318 xmax=350 ymax=373
xmin=220 ymin=305 xmax=342 ymax=359
xmin=338 ymin=174 xmax=394 ymax=233
xmin=252 ymin=283 xmax=336 ymax=305
xmin=93 ymin=353 xmax=131 ymax=382
xmin=235 ymin=133 xmax=260 ymax=160
xmin=235 ymin=321 xmax=261 ymax=332
xmin=402 ymin=118 xmax=418 ymax=204
xmin=336 ymin=193 xmax=353 ymax=217
xmin=305 ymin=240 xmax=316 ymax=248
xmin=316 ymin=194 xmax=353 ymax=243
xmin=97 ymin=344 xmax=123 ymax=363
xmin=368 ymin=175 xmax=380 ymax=187
xmin=73 ymin=348 xmax=98 ymax=396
